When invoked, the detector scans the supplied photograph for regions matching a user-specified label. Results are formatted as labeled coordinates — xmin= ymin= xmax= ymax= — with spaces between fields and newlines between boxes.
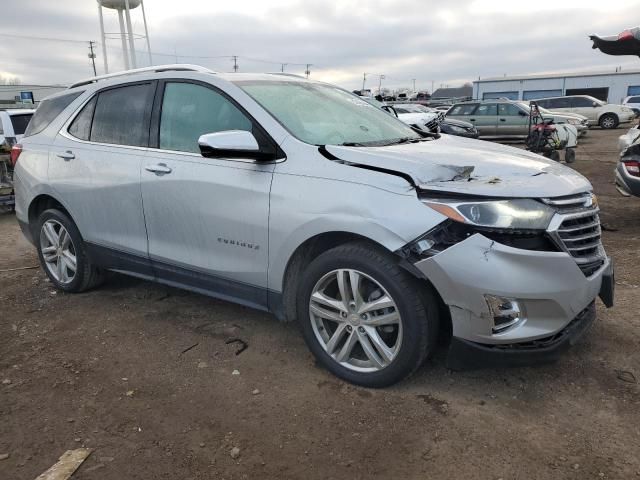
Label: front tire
xmin=296 ymin=241 xmax=438 ymax=388
xmin=599 ymin=113 xmax=619 ymax=129
xmin=35 ymin=209 xmax=103 ymax=293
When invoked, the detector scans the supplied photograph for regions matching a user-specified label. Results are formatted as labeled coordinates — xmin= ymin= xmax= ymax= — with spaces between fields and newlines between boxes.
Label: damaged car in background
xmin=616 ymin=124 xmax=640 ymax=197
xmin=13 ymin=66 xmax=614 ymax=387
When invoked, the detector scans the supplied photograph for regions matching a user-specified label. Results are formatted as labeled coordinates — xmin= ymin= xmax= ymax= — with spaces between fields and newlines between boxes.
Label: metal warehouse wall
xmin=0 ymin=85 xmax=66 ymax=104
xmin=473 ymin=72 xmax=640 ymax=104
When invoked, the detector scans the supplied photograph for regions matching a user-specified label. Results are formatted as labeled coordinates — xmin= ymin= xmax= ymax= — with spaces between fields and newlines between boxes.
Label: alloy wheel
xmin=39 ymin=220 xmax=77 ymax=284
xmin=601 ymin=116 xmax=615 ymax=129
xmin=309 ymin=269 xmax=403 ymax=372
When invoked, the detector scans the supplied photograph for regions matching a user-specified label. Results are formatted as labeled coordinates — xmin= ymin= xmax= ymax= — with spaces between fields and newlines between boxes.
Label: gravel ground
xmin=1 ymin=128 xmax=639 ymax=480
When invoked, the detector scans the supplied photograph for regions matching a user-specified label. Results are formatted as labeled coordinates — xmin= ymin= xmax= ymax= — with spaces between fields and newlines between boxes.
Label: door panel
xmin=49 ymin=82 xmax=154 ymax=266
xmin=469 ymin=103 xmax=498 ymax=136
xmin=141 ymin=81 xmax=275 ymax=306
xmin=50 ymin=137 xmax=149 ymax=257
xmin=141 ymin=153 xmax=274 ymax=298
xmin=496 ymin=103 xmax=528 ymax=136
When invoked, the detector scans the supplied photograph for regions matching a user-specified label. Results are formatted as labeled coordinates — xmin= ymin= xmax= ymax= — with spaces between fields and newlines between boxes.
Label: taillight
xmin=9 ymin=144 xmax=22 ymax=167
xmin=618 ymin=30 xmax=634 ymax=41
xmin=623 ymin=159 xmax=640 ymax=177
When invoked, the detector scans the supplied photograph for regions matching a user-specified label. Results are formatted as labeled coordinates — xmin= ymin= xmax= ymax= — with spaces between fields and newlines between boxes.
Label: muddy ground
xmin=1 ymin=128 xmax=639 ymax=480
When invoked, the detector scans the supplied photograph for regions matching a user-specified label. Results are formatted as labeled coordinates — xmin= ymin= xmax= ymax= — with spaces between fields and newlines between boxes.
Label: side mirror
xmin=518 ymin=110 xmax=528 ymax=116
xmin=198 ymin=130 xmax=265 ymax=160
xmin=593 ymin=102 xmax=599 ymax=107
xmin=382 ymin=105 xmax=399 ymax=117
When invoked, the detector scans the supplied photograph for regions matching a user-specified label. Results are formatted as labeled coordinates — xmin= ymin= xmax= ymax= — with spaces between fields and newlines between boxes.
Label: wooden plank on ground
xmin=34 ymin=448 xmax=93 ymax=480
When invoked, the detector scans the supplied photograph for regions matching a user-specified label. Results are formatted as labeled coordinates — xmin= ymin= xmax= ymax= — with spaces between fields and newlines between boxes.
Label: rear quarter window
xmin=23 ymin=91 xmax=83 ymax=137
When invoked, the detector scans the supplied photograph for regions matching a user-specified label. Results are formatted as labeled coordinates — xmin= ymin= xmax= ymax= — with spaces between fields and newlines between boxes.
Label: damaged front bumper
xmin=412 ymin=233 xmax=613 ymax=369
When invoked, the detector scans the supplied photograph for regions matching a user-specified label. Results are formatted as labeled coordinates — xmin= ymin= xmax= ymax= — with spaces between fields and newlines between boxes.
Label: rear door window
xmin=570 ymin=97 xmax=594 ymax=108
xmin=475 ymin=104 xmax=498 ymax=115
xmin=159 ymin=82 xmax=252 ymax=153
xmin=9 ymin=114 xmax=33 ymax=135
xmin=498 ymin=103 xmax=522 ymax=116
xmin=90 ymin=83 xmax=155 ymax=147
xmin=449 ymin=104 xmax=477 ymax=115
xmin=23 ymin=91 xmax=83 ymax=137
xmin=68 ymin=96 xmax=97 ymax=141
xmin=551 ymin=98 xmax=571 ymax=108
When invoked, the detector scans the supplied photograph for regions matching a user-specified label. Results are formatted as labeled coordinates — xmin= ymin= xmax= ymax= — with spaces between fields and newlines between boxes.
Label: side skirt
xmin=85 ymin=242 xmax=282 ymax=315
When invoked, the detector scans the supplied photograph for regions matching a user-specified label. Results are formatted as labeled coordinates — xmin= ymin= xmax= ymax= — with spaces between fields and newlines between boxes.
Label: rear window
xmin=90 ymin=83 xmax=154 ymax=147
xmin=24 ymin=91 xmax=83 ymax=137
xmin=9 ymin=113 xmax=33 ymax=135
xmin=628 ymin=96 xmax=640 ymax=103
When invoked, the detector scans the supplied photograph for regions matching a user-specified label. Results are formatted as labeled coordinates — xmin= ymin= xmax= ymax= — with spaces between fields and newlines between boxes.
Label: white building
xmin=0 ymin=84 xmax=66 ymax=108
xmin=473 ymin=68 xmax=640 ymax=104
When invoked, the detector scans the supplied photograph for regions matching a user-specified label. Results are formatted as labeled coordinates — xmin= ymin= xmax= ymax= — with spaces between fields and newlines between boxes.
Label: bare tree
xmin=0 ymin=75 xmax=21 ymax=85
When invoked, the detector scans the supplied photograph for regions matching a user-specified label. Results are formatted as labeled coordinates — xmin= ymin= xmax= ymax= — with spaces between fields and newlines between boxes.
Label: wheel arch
xmin=276 ymin=230 xmax=450 ymax=338
xmin=598 ymin=111 xmax=618 ymax=124
xmin=27 ymin=194 xmax=75 ymax=240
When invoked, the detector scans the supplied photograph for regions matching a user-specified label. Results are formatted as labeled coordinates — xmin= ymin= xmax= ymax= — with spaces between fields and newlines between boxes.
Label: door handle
xmin=145 ymin=163 xmax=173 ymax=175
xmin=499 ymin=118 xmax=506 ymax=122
xmin=56 ymin=150 xmax=75 ymax=161
xmin=469 ymin=118 xmax=476 ymax=122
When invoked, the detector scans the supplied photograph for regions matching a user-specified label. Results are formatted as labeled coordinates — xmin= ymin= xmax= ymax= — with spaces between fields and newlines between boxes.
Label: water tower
xmin=97 ymin=0 xmax=152 ymax=73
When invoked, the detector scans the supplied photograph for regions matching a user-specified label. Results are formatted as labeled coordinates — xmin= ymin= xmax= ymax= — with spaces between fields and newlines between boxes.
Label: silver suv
xmin=13 ymin=65 xmax=614 ymax=387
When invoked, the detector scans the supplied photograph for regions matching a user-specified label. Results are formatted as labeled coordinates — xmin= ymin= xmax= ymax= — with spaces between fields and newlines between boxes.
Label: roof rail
xmin=266 ymin=72 xmax=307 ymax=79
xmin=68 ymin=64 xmax=215 ymax=89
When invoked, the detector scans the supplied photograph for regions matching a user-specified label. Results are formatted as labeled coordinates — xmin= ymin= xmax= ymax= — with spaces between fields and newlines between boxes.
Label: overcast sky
xmin=1 ymin=0 xmax=640 ymax=92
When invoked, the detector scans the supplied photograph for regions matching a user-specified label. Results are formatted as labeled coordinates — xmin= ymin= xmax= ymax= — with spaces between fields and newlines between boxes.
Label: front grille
xmin=425 ymin=112 xmax=446 ymax=132
xmin=544 ymin=194 xmax=605 ymax=276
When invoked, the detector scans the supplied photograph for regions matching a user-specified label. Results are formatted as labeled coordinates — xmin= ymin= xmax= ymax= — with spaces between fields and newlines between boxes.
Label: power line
xmin=0 ymin=32 xmax=89 ymax=44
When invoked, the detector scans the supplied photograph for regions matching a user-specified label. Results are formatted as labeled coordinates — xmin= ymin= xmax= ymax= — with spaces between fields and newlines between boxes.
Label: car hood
xmin=547 ymin=110 xmax=588 ymax=121
xmin=397 ymin=112 xmax=438 ymax=124
xmin=325 ymin=135 xmax=591 ymax=198
xmin=441 ymin=117 xmax=474 ymax=128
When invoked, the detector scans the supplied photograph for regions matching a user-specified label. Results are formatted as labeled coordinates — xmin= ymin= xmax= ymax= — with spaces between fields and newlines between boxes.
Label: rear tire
xmin=35 ymin=209 xmax=103 ymax=293
xmin=599 ymin=113 xmax=618 ymax=129
xmin=296 ymin=241 xmax=438 ymax=388
xmin=565 ymin=148 xmax=576 ymax=164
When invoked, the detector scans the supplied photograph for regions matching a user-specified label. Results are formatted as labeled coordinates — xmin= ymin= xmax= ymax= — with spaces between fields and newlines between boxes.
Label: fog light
xmin=484 ymin=295 xmax=524 ymax=333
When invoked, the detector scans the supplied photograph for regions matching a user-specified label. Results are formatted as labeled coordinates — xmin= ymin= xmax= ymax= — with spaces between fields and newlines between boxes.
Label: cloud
xmin=1 ymin=0 xmax=639 ymax=92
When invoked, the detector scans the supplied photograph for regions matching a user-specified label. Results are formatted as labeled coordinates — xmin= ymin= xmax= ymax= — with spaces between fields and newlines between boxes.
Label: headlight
xmin=422 ymin=198 xmax=555 ymax=230
xmin=567 ymin=118 xmax=580 ymax=125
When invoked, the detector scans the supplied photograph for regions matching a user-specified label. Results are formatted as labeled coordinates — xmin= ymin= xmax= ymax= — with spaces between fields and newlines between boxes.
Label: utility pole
xmin=378 ymin=74 xmax=385 ymax=94
xmin=281 ymin=63 xmax=287 ymax=73
xmin=412 ymin=78 xmax=416 ymax=92
xmin=362 ymin=72 xmax=367 ymax=92
xmin=88 ymin=41 xmax=97 ymax=76
xmin=232 ymin=56 xmax=239 ymax=73
xmin=305 ymin=64 xmax=312 ymax=78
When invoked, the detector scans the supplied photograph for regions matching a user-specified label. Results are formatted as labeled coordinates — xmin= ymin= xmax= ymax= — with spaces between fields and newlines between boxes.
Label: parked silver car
xmin=13 ymin=65 xmax=614 ymax=387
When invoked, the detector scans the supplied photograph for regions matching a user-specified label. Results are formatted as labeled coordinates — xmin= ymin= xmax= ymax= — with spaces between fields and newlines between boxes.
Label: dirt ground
xmin=1 ymin=128 xmax=639 ymax=480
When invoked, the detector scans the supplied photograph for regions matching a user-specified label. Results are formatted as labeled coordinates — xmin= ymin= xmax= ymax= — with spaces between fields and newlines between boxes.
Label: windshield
xmin=518 ymin=102 xmax=553 ymax=115
xmin=587 ymin=96 xmax=606 ymax=106
xmin=237 ymin=81 xmax=421 ymax=146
